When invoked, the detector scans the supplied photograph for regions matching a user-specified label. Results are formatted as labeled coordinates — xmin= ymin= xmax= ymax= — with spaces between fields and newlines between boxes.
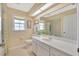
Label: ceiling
xmin=7 ymin=3 xmax=35 ymax=12
xmin=6 ymin=3 xmax=76 ymax=19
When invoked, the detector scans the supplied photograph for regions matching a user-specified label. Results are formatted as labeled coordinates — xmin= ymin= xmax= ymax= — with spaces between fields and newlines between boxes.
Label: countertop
xmin=32 ymin=35 xmax=78 ymax=56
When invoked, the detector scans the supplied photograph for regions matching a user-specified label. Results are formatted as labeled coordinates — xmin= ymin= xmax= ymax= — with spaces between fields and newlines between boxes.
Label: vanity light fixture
xmin=32 ymin=3 xmax=54 ymax=16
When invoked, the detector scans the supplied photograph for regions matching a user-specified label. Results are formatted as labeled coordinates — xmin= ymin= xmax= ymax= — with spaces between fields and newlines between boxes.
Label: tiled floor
xmin=7 ymin=42 xmax=35 ymax=56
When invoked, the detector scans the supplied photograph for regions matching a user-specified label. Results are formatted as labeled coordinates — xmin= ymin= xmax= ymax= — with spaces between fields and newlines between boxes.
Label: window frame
xmin=38 ymin=22 xmax=45 ymax=31
xmin=13 ymin=17 xmax=26 ymax=31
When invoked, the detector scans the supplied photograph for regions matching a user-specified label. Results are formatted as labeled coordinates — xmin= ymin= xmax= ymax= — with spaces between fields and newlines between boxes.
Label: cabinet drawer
xmin=38 ymin=41 xmax=49 ymax=51
xmin=37 ymin=45 xmax=49 ymax=56
xmin=50 ymin=47 xmax=71 ymax=56
xmin=32 ymin=39 xmax=40 ymax=45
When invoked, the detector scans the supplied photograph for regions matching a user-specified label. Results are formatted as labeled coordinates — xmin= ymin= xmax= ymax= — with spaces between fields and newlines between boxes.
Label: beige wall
xmin=3 ymin=4 xmax=35 ymax=54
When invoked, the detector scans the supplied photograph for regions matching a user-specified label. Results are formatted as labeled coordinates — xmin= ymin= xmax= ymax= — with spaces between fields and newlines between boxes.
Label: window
xmin=39 ymin=22 xmax=45 ymax=30
xmin=14 ymin=18 xmax=25 ymax=31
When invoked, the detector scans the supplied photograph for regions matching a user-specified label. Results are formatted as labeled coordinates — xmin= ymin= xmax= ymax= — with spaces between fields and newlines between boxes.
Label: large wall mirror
xmin=34 ymin=4 xmax=77 ymax=43
xmin=36 ymin=8 xmax=77 ymax=42
xmin=44 ymin=9 xmax=77 ymax=43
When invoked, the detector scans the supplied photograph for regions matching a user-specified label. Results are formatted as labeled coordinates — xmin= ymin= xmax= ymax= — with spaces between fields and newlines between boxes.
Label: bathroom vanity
xmin=32 ymin=35 xmax=78 ymax=56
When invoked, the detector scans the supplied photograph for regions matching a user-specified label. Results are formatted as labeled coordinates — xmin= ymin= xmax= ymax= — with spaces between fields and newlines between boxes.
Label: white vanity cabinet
xmin=32 ymin=38 xmax=70 ymax=56
xmin=32 ymin=38 xmax=49 ymax=56
xmin=37 ymin=45 xmax=49 ymax=56
xmin=32 ymin=36 xmax=77 ymax=56
xmin=32 ymin=42 xmax=37 ymax=54
xmin=37 ymin=41 xmax=49 ymax=56
xmin=32 ymin=39 xmax=38 ymax=55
